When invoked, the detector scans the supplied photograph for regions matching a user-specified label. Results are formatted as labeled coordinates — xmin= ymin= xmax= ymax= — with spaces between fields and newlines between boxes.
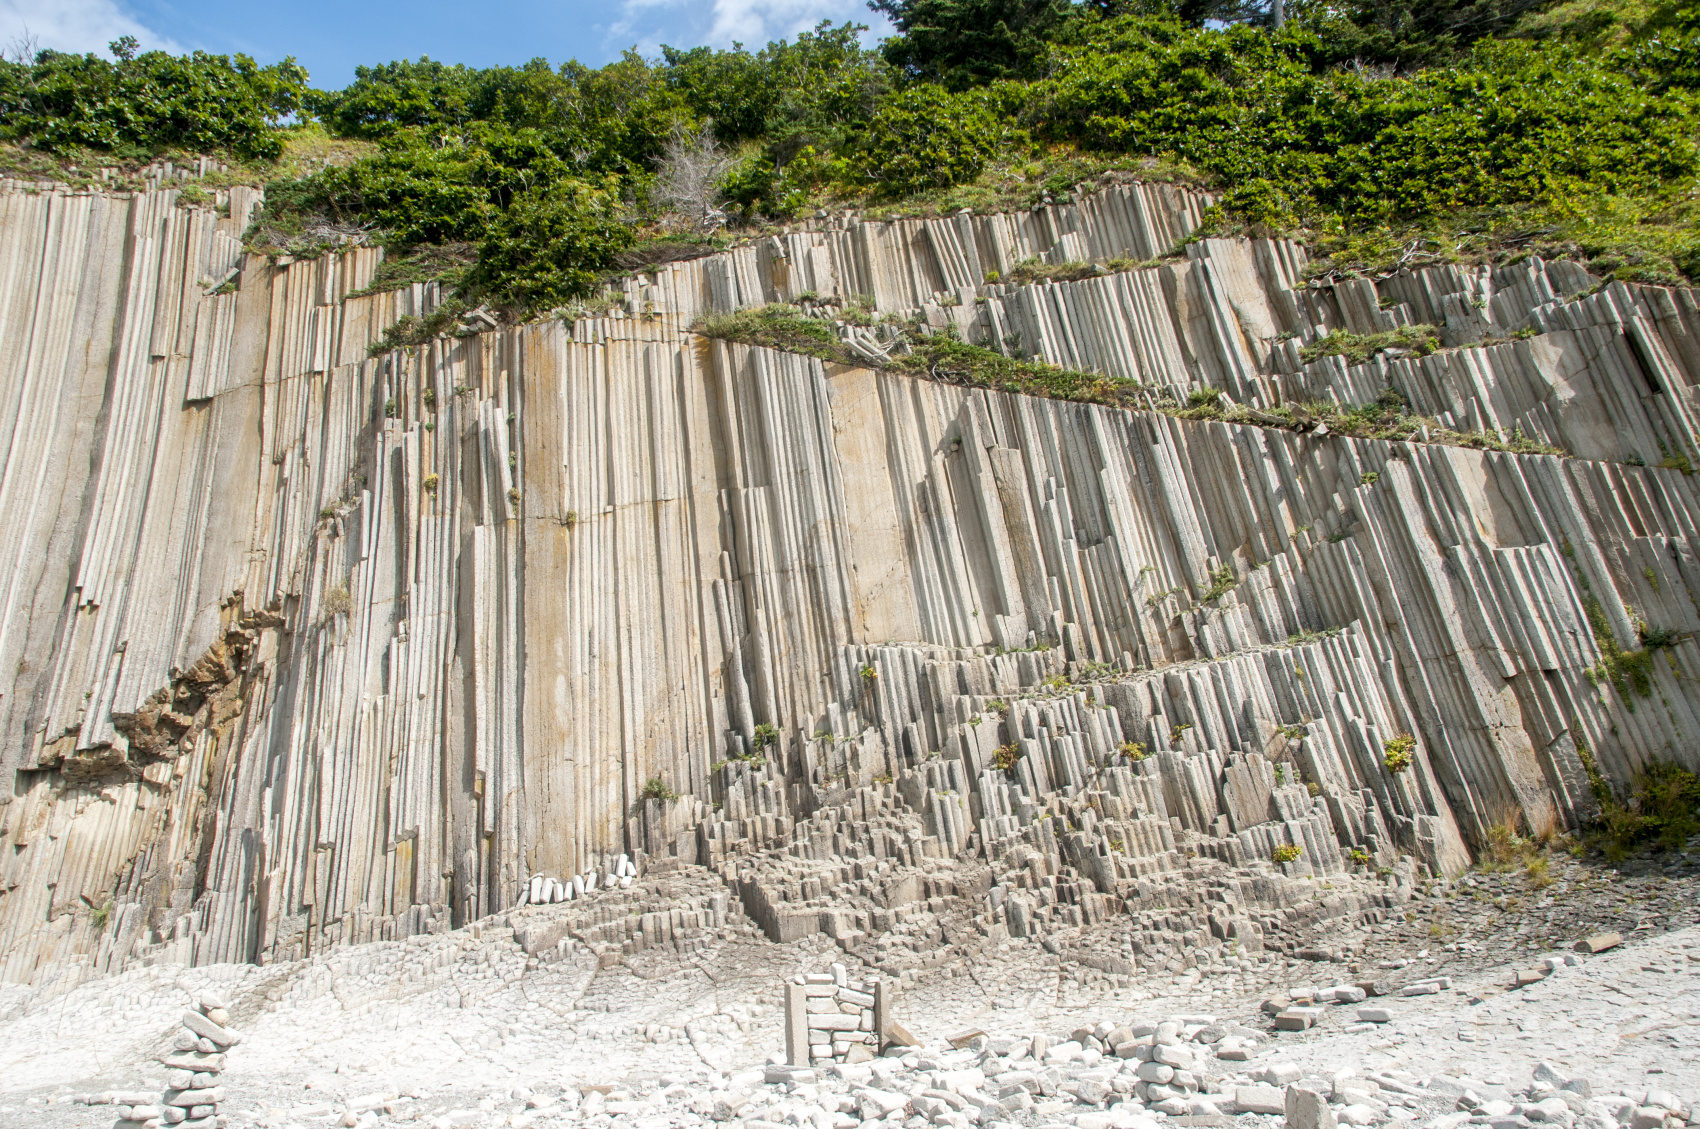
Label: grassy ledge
xmin=692 ymin=303 xmax=1568 ymax=458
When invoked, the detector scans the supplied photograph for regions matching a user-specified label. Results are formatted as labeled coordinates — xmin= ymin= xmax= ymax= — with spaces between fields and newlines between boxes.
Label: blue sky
xmin=0 ymin=0 xmax=893 ymax=88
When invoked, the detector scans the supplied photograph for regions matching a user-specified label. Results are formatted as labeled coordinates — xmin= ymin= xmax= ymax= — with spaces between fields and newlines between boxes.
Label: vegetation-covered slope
xmin=2 ymin=0 xmax=1696 ymax=313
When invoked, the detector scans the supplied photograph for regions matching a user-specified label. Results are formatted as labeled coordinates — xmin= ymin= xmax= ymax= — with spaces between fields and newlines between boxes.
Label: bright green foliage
xmin=1383 ymin=732 xmax=1416 ymax=772
xmin=1578 ymin=743 xmax=1700 ymax=857
xmin=842 ymin=85 xmax=1024 ymax=197
xmin=1025 ymin=17 xmax=1700 ymax=225
xmin=7 ymin=3 xmax=1699 ymax=319
xmin=640 ymin=776 xmax=680 ymax=803
xmin=464 ymin=177 xmax=633 ymax=308
xmin=305 ymin=53 xmax=685 ymax=176
xmin=1200 ymin=566 xmax=1238 ymax=602
xmin=870 ymin=0 xmax=1081 ymax=89
xmin=662 ymin=23 xmax=887 ymax=146
xmin=1301 ymin=325 xmax=1441 ymax=364
xmin=1294 ymin=0 xmax=1569 ymax=68
xmin=0 ymin=42 xmax=307 ymax=159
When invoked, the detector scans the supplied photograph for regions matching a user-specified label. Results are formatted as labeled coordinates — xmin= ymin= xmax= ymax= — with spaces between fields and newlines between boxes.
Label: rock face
xmin=0 ymin=176 xmax=1695 ymax=981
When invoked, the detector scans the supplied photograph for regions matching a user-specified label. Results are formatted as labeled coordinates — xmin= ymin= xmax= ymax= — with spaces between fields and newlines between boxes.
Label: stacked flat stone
xmin=82 ymin=1090 xmax=158 ymax=1127
xmin=1115 ymin=1020 xmax=1204 ymax=1114
xmin=152 ymin=990 xmax=240 ymax=1128
xmin=784 ymin=963 xmax=886 ymax=1066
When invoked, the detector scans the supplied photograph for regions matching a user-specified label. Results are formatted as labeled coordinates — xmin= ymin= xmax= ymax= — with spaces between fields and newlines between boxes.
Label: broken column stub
xmin=785 ymin=970 xmax=892 ymax=1065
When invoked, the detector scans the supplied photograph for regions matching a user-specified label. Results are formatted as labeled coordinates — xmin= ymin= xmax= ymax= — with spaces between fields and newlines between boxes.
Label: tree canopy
xmin=2 ymin=2 xmax=1695 ymax=309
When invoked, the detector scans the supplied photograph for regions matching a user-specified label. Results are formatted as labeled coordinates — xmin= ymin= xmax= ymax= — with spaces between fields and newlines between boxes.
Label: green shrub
xmin=0 ymin=42 xmax=307 ymax=159
xmin=464 ymin=175 xmax=633 ymax=308
xmin=1028 ymin=18 xmax=1700 ymax=228
xmin=871 ymin=0 xmax=1077 ymax=89
xmin=1273 ymin=843 xmax=1303 ymax=863
xmin=640 ymin=776 xmax=679 ymax=803
xmin=1200 ymin=565 xmax=1237 ymax=602
xmin=1383 ymin=732 xmax=1416 ymax=772
xmin=843 ymin=84 xmax=1022 ymax=198
xmin=1301 ymin=325 xmax=1441 ymax=365
xmin=1579 ymin=743 xmax=1700 ymax=858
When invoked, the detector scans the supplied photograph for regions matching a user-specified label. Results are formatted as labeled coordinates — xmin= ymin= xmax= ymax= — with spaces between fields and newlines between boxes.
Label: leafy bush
xmin=1301 ymin=325 xmax=1441 ymax=365
xmin=1578 ymin=743 xmax=1700 ymax=858
xmin=0 ymin=41 xmax=307 ymax=159
xmin=842 ymin=84 xmax=1023 ymax=198
xmin=1272 ymin=843 xmax=1303 ymax=863
xmin=1026 ymin=17 xmax=1700 ymax=228
xmin=1383 ymin=732 xmax=1416 ymax=772
xmin=465 ymin=176 xmax=633 ymax=308
xmin=1200 ymin=565 xmax=1237 ymax=602
xmin=640 ymin=776 xmax=679 ymax=803
xmin=10 ymin=4 xmax=1700 ymax=317
xmin=870 ymin=0 xmax=1080 ymax=89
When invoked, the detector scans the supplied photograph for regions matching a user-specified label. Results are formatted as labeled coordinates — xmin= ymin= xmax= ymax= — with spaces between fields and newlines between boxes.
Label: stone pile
xmin=784 ymin=963 xmax=890 ymax=1066
xmin=156 ymin=989 xmax=239 ymax=1128
xmin=82 ymin=989 xmax=238 ymax=1128
xmin=1226 ymin=1060 xmax=1700 ymax=1129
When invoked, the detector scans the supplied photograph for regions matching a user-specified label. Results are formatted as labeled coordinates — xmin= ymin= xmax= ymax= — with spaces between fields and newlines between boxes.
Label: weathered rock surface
xmin=0 ymin=176 xmax=1695 ymax=991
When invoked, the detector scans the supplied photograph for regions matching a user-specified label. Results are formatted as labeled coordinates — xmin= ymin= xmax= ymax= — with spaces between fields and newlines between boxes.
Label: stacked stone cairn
xmin=784 ymin=962 xmax=891 ymax=1066
xmin=152 ymin=990 xmax=240 ymax=1127
xmin=1115 ymin=1019 xmax=1206 ymax=1113
xmin=82 ymin=990 xmax=238 ymax=1127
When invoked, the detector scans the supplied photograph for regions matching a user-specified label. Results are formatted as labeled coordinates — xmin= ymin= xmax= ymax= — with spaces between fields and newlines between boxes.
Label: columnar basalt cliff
xmin=0 ymin=175 xmax=1695 ymax=984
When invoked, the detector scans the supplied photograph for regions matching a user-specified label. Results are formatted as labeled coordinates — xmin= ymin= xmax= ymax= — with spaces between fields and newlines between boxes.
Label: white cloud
xmin=705 ymin=0 xmax=872 ymax=47
xmin=607 ymin=0 xmax=890 ymax=56
xmin=0 ymin=0 xmax=180 ymax=58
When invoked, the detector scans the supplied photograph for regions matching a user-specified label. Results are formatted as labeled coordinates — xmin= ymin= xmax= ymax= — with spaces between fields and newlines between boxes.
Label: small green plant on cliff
xmin=369 ymin=299 xmax=470 ymax=357
xmin=1200 ymin=565 xmax=1237 ymax=603
xmin=859 ymin=663 xmax=878 ymax=682
xmin=1299 ymin=325 xmax=1441 ymax=366
xmin=1480 ymin=819 xmax=1536 ymax=871
xmin=422 ymin=473 xmax=439 ymax=493
xmin=992 ymin=743 xmax=1022 ymax=774
xmin=1119 ymin=740 xmax=1147 ymax=761
xmin=1273 ymin=844 xmax=1303 ymax=864
xmin=324 ymin=583 xmax=352 ymax=618
xmin=640 ymin=776 xmax=679 ymax=803
xmin=1577 ymin=740 xmax=1700 ymax=859
xmin=751 ymin=723 xmax=780 ymax=751
xmin=1383 ymin=733 xmax=1416 ymax=773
